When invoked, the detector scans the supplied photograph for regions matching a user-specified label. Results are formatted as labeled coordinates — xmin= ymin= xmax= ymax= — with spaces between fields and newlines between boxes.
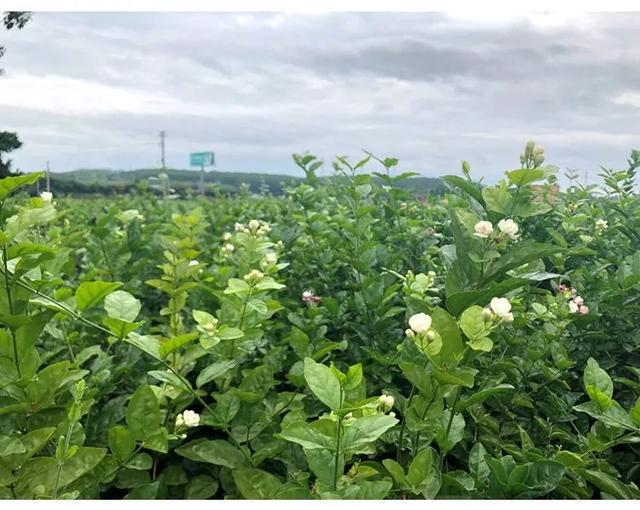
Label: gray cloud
xmin=1 ymin=12 xmax=639 ymax=183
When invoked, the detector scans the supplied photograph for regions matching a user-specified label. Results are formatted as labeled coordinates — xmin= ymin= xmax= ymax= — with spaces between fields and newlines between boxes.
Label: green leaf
xmin=442 ymin=175 xmax=484 ymax=205
xmin=630 ymin=397 xmax=640 ymax=427
xmin=0 ymin=172 xmax=43 ymax=200
xmin=192 ymin=309 xmax=216 ymax=325
xmin=400 ymin=363 xmax=434 ymax=397
xmin=75 ymin=281 xmax=122 ymax=311
xmin=185 ymin=474 xmax=219 ymax=499
xmin=303 ymin=358 xmax=342 ymax=411
xmin=232 ymin=468 xmax=281 ymax=499
xmin=573 ymin=401 xmax=637 ymax=431
xmin=430 ymin=307 xmax=464 ymax=365
xmin=584 ymin=358 xmax=613 ymax=409
xmin=126 ymin=384 xmax=160 ymax=441
xmin=480 ymin=241 xmax=562 ymax=286
xmin=577 ymin=468 xmax=640 ymax=499
xmin=406 ymin=447 xmax=434 ymax=494
xmin=435 ymin=410 xmax=465 ymax=452
xmin=506 ymin=168 xmax=545 ymax=186
xmin=103 ymin=317 xmax=144 ymax=339
xmin=196 ymin=360 xmax=237 ymax=388
xmin=278 ymin=422 xmax=335 ymax=450
xmin=460 ymin=306 xmax=490 ymax=345
xmin=458 ymin=384 xmax=515 ymax=411
xmin=125 ymin=333 xmax=160 ymax=360
xmin=104 ymin=290 xmax=142 ymax=322
xmin=108 ymin=425 xmax=136 ymax=463
xmin=469 ymin=442 xmax=490 ymax=483
xmin=0 ymin=435 xmax=26 ymax=456
xmin=47 ymin=447 xmax=106 ymax=492
xmin=434 ymin=367 xmax=477 ymax=388
xmin=224 ymin=278 xmax=250 ymax=296
xmin=254 ymin=277 xmax=286 ymax=291
xmin=125 ymin=452 xmax=153 ymax=470
xmin=382 ymin=459 xmax=406 ymax=487
xmin=176 ymin=440 xmax=245 ymax=469
xmin=343 ymin=414 xmax=398 ymax=451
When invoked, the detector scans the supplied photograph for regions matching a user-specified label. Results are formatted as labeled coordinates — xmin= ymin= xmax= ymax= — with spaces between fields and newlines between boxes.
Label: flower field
xmin=1 ymin=144 xmax=639 ymax=500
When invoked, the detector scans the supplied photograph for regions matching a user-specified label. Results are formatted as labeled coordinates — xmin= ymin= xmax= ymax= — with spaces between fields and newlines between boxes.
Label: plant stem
xmin=2 ymin=245 xmax=21 ymax=378
xmin=52 ymin=418 xmax=75 ymax=499
xmin=333 ymin=389 xmax=344 ymax=491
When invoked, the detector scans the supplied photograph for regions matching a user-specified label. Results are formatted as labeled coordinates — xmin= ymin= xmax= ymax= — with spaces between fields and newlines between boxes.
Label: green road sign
xmin=190 ymin=152 xmax=215 ymax=167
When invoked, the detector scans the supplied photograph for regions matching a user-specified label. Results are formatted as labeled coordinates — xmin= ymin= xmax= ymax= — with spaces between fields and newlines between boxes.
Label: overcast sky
xmin=1 ymin=12 xmax=639 ymax=182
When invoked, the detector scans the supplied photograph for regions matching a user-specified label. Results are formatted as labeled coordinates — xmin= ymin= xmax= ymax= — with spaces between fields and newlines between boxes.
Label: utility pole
xmin=159 ymin=130 xmax=166 ymax=169
xmin=46 ymin=160 xmax=51 ymax=192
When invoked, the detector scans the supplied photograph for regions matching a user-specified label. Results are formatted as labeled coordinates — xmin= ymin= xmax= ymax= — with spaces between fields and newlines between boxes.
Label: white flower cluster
xmin=558 ymin=285 xmax=589 ymax=315
xmin=474 ymin=219 xmax=519 ymax=240
xmin=40 ymin=191 xmax=53 ymax=202
xmin=260 ymin=252 xmax=278 ymax=269
xmin=595 ymin=219 xmax=608 ymax=231
xmin=244 ymin=269 xmax=264 ymax=283
xmin=488 ymin=297 xmax=514 ymax=323
xmin=175 ymin=409 xmax=200 ymax=429
xmin=235 ymin=220 xmax=271 ymax=236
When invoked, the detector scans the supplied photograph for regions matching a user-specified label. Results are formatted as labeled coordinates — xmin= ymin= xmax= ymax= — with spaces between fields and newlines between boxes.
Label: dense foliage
xmin=0 ymin=144 xmax=639 ymax=500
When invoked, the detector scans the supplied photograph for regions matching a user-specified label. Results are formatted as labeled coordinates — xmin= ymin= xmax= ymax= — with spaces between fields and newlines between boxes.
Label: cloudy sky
xmin=1 ymin=12 xmax=639 ymax=182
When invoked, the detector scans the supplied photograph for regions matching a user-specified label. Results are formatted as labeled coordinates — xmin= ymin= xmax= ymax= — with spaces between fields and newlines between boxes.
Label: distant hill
xmin=50 ymin=167 xmax=446 ymax=196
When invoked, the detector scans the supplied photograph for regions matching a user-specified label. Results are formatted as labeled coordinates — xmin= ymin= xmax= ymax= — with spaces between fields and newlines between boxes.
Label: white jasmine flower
xmin=265 ymin=252 xmax=277 ymax=265
xmin=234 ymin=222 xmax=246 ymax=232
xmin=40 ymin=191 xmax=53 ymax=202
xmin=497 ymin=218 xmax=519 ymax=239
xmin=490 ymin=297 xmax=512 ymax=318
xmin=175 ymin=413 xmax=185 ymax=428
xmin=568 ymin=300 xmax=579 ymax=314
xmin=222 ymin=232 xmax=232 ymax=241
xmin=223 ymin=243 xmax=235 ymax=253
xmin=378 ymin=394 xmax=395 ymax=411
xmin=248 ymin=219 xmax=260 ymax=232
xmin=243 ymin=269 xmax=264 ymax=283
xmin=405 ymin=328 xmax=415 ymax=339
xmin=595 ymin=219 xmax=608 ymax=231
xmin=408 ymin=312 xmax=432 ymax=334
xmin=182 ymin=410 xmax=200 ymax=428
xmin=474 ymin=221 xmax=493 ymax=238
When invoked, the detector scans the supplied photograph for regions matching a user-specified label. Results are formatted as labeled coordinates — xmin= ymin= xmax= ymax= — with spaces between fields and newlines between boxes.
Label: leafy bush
xmin=0 ymin=144 xmax=639 ymax=499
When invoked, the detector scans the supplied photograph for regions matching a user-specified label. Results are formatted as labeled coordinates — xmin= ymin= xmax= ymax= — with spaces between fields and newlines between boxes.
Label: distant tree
xmin=0 ymin=132 xmax=22 ymax=178
xmin=1 ymin=12 xmax=31 ymax=177
xmin=1 ymin=12 xmax=31 ymax=75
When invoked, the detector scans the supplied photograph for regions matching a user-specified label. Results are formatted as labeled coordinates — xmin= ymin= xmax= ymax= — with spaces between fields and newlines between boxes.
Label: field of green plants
xmin=1 ymin=143 xmax=639 ymax=500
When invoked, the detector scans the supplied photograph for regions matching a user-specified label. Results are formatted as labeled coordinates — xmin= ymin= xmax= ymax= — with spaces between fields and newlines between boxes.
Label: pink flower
xmin=579 ymin=305 xmax=589 ymax=315
xmin=557 ymin=284 xmax=567 ymax=292
xmin=573 ymin=296 xmax=584 ymax=306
